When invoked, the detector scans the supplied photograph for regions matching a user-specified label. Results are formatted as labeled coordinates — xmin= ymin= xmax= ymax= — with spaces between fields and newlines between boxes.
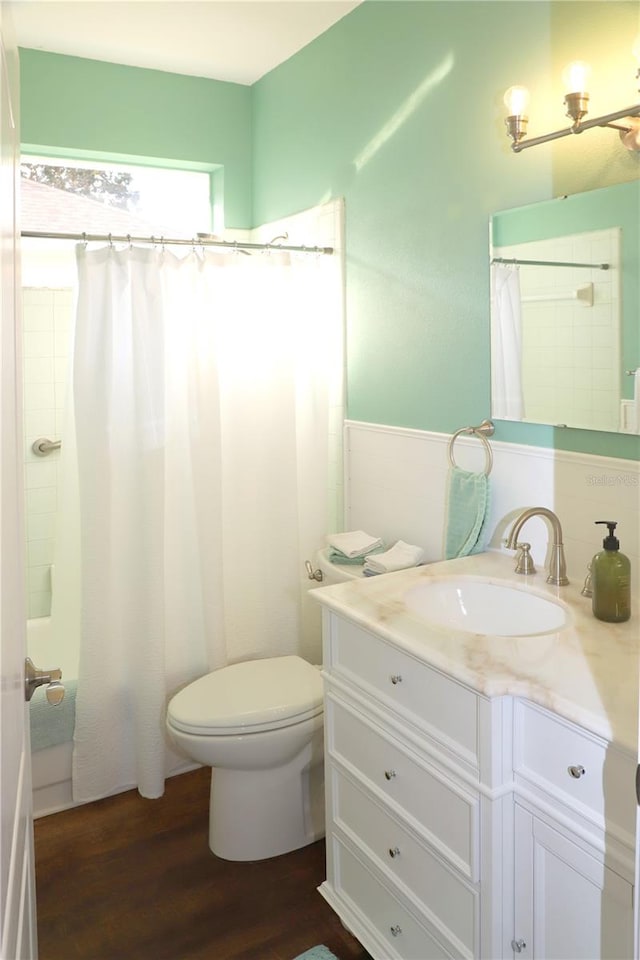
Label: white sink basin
xmin=404 ymin=577 xmax=569 ymax=637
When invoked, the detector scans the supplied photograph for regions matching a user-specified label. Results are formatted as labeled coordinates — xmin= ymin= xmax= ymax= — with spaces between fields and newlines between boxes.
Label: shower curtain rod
xmin=492 ymin=256 xmax=609 ymax=271
xmin=21 ymin=230 xmax=334 ymax=256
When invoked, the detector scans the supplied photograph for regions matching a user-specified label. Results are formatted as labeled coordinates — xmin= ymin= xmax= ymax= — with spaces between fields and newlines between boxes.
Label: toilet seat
xmin=167 ymin=655 xmax=323 ymax=736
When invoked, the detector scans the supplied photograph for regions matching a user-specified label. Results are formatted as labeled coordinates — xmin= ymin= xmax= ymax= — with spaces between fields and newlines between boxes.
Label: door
xmin=636 ymin=690 xmax=640 ymax=960
xmin=0 ymin=6 xmax=37 ymax=959
xmin=514 ymin=805 xmax=633 ymax=960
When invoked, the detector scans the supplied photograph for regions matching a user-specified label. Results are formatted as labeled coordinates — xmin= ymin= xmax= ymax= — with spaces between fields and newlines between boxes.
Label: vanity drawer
xmin=513 ymin=701 xmax=636 ymax=839
xmin=327 ymin=696 xmax=479 ymax=879
xmin=328 ymin=615 xmax=478 ymax=763
xmin=331 ymin=837 xmax=456 ymax=960
xmin=332 ymin=767 xmax=478 ymax=955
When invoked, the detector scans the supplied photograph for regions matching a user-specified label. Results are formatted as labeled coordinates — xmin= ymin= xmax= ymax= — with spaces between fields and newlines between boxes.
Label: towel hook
xmin=448 ymin=420 xmax=494 ymax=475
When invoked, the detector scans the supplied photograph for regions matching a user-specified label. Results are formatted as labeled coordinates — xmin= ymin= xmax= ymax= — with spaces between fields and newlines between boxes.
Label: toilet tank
xmin=313 ymin=547 xmax=367 ymax=585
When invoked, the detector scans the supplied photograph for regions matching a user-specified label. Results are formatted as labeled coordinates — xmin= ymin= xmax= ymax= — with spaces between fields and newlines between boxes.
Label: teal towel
xmin=30 ymin=679 xmax=77 ymax=752
xmin=328 ymin=544 xmax=385 ymax=565
xmin=293 ymin=948 xmax=339 ymax=960
xmin=444 ymin=466 xmax=490 ymax=559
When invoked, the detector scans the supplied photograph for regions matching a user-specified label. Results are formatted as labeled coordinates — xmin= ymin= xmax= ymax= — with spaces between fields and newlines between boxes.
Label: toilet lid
xmin=167 ymin=655 xmax=323 ymax=736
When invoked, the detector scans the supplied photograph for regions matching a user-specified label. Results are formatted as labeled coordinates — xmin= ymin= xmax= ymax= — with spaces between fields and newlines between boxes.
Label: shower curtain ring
xmin=108 ymin=233 xmax=113 ymax=248
xmin=126 ymin=234 xmax=132 ymax=249
xmin=81 ymin=232 xmax=88 ymax=248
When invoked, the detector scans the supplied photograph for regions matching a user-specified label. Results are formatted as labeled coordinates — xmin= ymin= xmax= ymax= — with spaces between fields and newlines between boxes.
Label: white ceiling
xmin=11 ymin=0 xmax=360 ymax=85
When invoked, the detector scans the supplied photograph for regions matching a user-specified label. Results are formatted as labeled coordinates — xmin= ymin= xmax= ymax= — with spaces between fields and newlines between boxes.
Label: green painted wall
xmin=19 ymin=49 xmax=253 ymax=228
xmin=19 ymin=1 xmax=640 ymax=459
xmin=252 ymin=0 xmax=640 ymax=460
xmin=551 ymin=2 xmax=640 ymax=196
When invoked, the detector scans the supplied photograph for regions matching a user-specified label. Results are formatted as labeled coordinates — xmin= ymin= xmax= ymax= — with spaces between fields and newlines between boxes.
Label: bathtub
xmin=27 ymin=617 xmax=196 ymax=817
xmin=27 ymin=617 xmax=80 ymax=818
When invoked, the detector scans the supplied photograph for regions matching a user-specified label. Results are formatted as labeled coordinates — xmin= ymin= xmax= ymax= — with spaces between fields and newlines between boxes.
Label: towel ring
xmin=448 ymin=427 xmax=493 ymax=476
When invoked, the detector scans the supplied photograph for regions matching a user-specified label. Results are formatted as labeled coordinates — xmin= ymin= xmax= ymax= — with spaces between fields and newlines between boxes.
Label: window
xmin=21 ymin=155 xmax=212 ymax=239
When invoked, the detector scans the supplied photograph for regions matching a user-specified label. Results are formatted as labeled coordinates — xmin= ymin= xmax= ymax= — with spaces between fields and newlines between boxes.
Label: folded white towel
xmin=363 ymin=540 xmax=424 ymax=574
xmin=327 ymin=530 xmax=383 ymax=559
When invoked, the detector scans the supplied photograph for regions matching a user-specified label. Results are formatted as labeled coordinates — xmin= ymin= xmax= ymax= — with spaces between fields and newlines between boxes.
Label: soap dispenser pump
xmin=591 ymin=521 xmax=631 ymax=623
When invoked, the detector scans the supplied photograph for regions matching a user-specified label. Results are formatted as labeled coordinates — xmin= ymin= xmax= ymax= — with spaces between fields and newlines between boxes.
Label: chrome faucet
xmin=505 ymin=507 xmax=569 ymax=586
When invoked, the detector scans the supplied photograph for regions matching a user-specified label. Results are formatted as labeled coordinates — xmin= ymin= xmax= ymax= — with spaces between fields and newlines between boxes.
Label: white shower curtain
xmin=490 ymin=263 xmax=524 ymax=420
xmin=65 ymin=237 xmax=342 ymax=802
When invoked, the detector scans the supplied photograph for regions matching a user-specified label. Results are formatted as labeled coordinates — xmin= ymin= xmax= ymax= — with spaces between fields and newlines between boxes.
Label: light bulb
xmin=561 ymin=60 xmax=592 ymax=94
xmin=503 ymin=85 xmax=530 ymax=117
xmin=632 ymin=35 xmax=640 ymax=64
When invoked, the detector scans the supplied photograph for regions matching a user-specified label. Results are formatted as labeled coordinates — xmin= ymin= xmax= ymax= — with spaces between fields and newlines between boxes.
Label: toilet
xmin=165 ymin=548 xmax=360 ymax=862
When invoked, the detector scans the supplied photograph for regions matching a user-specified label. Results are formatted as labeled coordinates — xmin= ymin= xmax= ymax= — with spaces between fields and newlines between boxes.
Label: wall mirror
xmin=489 ymin=181 xmax=639 ymax=434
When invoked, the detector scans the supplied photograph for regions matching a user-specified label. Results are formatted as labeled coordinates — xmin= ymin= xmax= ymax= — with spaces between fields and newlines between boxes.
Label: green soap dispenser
xmin=591 ymin=521 xmax=631 ymax=623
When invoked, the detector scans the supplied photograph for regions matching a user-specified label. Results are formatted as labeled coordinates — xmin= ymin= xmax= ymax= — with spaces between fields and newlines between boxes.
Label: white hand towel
xmin=363 ymin=540 xmax=424 ymax=574
xmin=327 ymin=530 xmax=383 ymax=559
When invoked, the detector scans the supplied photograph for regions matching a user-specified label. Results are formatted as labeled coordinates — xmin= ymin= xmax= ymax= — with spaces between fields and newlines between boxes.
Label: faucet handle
xmin=514 ymin=542 xmax=536 ymax=576
xmin=581 ymin=561 xmax=593 ymax=598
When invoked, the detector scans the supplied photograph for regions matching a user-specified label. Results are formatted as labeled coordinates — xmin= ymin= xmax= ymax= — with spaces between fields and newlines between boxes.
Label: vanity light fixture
xmin=504 ymin=41 xmax=640 ymax=153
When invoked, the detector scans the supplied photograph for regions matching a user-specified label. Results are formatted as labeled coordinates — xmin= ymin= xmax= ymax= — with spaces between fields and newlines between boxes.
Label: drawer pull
xmin=568 ymin=764 xmax=585 ymax=779
xmin=511 ymin=939 xmax=527 ymax=953
xmin=390 ymin=925 xmax=402 ymax=937
xmin=384 ymin=769 xmax=397 ymax=781
xmin=390 ymin=674 xmax=403 ymax=685
xmin=388 ymin=846 xmax=401 ymax=859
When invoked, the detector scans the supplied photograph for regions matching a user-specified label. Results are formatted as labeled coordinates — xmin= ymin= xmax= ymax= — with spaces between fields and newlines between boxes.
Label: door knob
xmin=24 ymin=658 xmax=65 ymax=703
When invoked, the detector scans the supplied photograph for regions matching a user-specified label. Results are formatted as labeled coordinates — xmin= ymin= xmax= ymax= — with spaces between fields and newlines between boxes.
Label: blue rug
xmin=293 ymin=947 xmax=339 ymax=960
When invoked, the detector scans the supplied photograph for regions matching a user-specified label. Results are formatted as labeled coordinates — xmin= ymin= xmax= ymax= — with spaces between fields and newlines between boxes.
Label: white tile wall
xmin=495 ymin=229 xmax=621 ymax=432
xmin=22 ymin=287 xmax=74 ymax=618
xmin=344 ymin=420 xmax=640 ymax=593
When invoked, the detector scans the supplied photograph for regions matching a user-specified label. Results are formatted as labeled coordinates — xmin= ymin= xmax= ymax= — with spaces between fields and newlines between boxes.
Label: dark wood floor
xmin=34 ymin=768 xmax=372 ymax=960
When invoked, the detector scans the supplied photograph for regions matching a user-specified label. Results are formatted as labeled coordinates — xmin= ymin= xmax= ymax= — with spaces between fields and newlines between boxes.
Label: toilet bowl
xmin=166 ymin=553 xmax=361 ymax=862
xmin=167 ymin=655 xmax=325 ymax=862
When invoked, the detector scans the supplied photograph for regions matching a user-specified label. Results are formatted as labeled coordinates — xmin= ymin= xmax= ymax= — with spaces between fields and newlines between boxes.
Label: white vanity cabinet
xmin=511 ymin=701 xmax=636 ymax=960
xmin=319 ymin=610 xmax=636 ymax=960
xmin=319 ymin=611 xmax=510 ymax=960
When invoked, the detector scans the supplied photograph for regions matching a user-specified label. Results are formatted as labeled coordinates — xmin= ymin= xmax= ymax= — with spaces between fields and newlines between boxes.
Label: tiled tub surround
xmin=23 ymin=287 xmax=73 ymax=619
xmin=314 ymin=551 xmax=638 ymax=960
xmin=344 ymin=420 xmax=640 ymax=594
xmin=493 ymin=228 xmax=622 ymax=434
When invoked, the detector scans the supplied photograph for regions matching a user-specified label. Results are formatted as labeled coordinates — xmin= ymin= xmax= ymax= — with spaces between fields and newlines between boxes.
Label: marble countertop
xmin=311 ymin=551 xmax=639 ymax=754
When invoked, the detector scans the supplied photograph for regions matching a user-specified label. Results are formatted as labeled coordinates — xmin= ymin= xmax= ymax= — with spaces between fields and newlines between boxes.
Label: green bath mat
xmin=293 ymin=947 xmax=339 ymax=960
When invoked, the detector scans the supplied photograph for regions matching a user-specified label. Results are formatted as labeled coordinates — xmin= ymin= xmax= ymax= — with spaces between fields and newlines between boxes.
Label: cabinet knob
xmin=390 ymin=925 xmax=402 ymax=937
xmin=568 ymin=764 xmax=585 ymax=779
xmin=384 ymin=769 xmax=397 ymax=781
xmin=388 ymin=846 xmax=401 ymax=858
xmin=390 ymin=674 xmax=403 ymax=685
xmin=511 ymin=939 xmax=527 ymax=953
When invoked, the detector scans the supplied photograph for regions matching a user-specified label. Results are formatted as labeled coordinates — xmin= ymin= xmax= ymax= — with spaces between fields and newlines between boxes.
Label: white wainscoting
xmin=344 ymin=421 xmax=639 ymax=589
